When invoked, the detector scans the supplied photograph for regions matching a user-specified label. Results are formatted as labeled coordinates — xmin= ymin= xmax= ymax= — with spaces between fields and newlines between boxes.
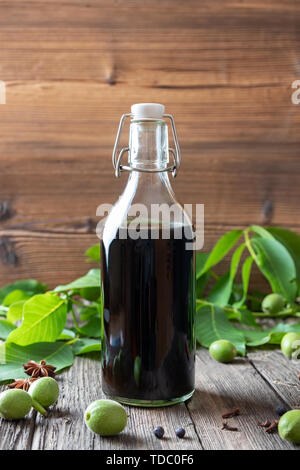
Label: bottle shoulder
xmin=98 ymin=172 xmax=193 ymax=242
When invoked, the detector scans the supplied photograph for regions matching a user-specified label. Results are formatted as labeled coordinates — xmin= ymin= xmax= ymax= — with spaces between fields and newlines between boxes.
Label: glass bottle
xmin=100 ymin=103 xmax=195 ymax=407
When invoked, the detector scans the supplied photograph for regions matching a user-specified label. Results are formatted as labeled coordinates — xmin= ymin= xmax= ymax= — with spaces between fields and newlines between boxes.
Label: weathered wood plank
xmin=0 ymin=401 xmax=36 ymax=450
xmin=0 ymin=0 xmax=299 ymax=30
xmin=0 ymin=231 xmax=97 ymax=288
xmin=0 ymin=224 xmax=272 ymax=289
xmin=248 ymin=349 xmax=300 ymax=409
xmin=30 ymin=357 xmax=202 ymax=450
xmin=0 ymin=0 xmax=299 ymax=286
xmin=0 ymin=351 xmax=298 ymax=449
xmin=187 ymin=349 xmax=297 ymax=450
xmin=0 ymin=222 xmax=296 ymax=290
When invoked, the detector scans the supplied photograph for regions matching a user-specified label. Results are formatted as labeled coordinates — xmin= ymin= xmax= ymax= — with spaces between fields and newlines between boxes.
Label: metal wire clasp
xmin=112 ymin=113 xmax=181 ymax=178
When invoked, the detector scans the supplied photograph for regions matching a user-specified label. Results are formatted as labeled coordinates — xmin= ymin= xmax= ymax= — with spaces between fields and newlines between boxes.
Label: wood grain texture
xmin=187 ymin=350 xmax=297 ymax=450
xmin=0 ymin=407 xmax=36 ymax=450
xmin=248 ymin=349 xmax=300 ymax=409
xmin=2 ymin=357 xmax=202 ymax=451
xmin=1 ymin=349 xmax=299 ymax=450
xmin=0 ymin=0 xmax=300 ymax=285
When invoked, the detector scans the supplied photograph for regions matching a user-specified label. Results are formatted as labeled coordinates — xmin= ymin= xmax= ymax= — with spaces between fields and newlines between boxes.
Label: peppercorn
xmin=176 ymin=427 xmax=186 ymax=438
xmin=276 ymin=404 xmax=290 ymax=417
xmin=153 ymin=426 xmax=164 ymax=439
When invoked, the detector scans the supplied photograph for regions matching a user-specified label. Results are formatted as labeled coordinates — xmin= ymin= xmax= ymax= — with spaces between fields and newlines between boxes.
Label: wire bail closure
xmin=112 ymin=113 xmax=181 ymax=178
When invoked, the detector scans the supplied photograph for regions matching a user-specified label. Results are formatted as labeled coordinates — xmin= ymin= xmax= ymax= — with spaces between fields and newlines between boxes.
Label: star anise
xmin=23 ymin=360 xmax=56 ymax=378
xmin=8 ymin=377 xmax=38 ymax=391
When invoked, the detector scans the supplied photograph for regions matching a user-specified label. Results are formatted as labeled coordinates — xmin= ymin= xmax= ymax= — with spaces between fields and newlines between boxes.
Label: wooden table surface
xmin=1 ymin=348 xmax=299 ymax=450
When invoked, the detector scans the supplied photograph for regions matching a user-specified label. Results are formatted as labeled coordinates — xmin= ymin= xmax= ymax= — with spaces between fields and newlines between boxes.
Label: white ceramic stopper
xmin=131 ymin=103 xmax=165 ymax=120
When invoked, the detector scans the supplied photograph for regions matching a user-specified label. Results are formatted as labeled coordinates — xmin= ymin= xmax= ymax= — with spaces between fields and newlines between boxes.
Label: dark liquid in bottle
xmin=101 ymin=227 xmax=195 ymax=403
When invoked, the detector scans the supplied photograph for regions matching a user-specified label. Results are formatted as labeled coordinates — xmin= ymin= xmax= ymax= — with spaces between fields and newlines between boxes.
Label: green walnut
xmin=209 ymin=340 xmax=237 ymax=363
xmin=84 ymin=399 xmax=127 ymax=436
xmin=0 ymin=389 xmax=32 ymax=420
xmin=281 ymin=332 xmax=300 ymax=358
xmin=262 ymin=293 xmax=285 ymax=314
xmin=29 ymin=377 xmax=59 ymax=415
xmin=278 ymin=410 xmax=300 ymax=444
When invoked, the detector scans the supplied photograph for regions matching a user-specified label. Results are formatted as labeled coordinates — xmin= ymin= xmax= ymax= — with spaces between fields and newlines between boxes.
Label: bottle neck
xmin=128 ymin=120 xmax=168 ymax=171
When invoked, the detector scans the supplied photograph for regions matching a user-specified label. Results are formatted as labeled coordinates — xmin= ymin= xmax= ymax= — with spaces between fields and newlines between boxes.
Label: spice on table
xmin=23 ymin=360 xmax=56 ymax=378
xmin=264 ymin=420 xmax=279 ymax=433
xmin=221 ymin=422 xmax=238 ymax=432
xmin=257 ymin=420 xmax=271 ymax=428
xmin=153 ymin=426 xmax=164 ymax=439
xmin=222 ymin=407 xmax=240 ymax=419
xmin=176 ymin=427 xmax=186 ymax=438
xmin=276 ymin=404 xmax=290 ymax=417
xmin=7 ymin=377 xmax=38 ymax=391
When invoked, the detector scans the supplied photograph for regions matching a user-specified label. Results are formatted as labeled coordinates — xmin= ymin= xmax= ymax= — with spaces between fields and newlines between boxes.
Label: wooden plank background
xmin=0 ymin=0 xmax=299 ymax=288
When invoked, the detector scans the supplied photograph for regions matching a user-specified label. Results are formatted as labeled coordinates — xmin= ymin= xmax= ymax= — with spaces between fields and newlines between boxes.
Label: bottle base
xmin=103 ymin=390 xmax=194 ymax=408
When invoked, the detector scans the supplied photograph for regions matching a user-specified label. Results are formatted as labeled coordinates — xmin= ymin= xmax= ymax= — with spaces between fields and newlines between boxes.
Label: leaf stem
xmin=196 ymin=299 xmax=297 ymax=318
xmin=66 ymin=337 xmax=79 ymax=346
xmin=31 ymin=399 xmax=47 ymax=416
xmin=209 ymin=270 xmax=220 ymax=281
xmin=253 ymin=308 xmax=297 ymax=318
xmin=244 ymin=228 xmax=259 ymax=264
xmin=70 ymin=299 xmax=85 ymax=307
xmin=70 ymin=305 xmax=80 ymax=330
xmin=196 ymin=299 xmax=213 ymax=307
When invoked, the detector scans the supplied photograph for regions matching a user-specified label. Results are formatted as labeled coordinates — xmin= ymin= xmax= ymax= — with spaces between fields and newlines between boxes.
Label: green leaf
xmin=6 ymin=300 xmax=25 ymax=324
xmin=199 ymin=230 xmax=243 ymax=276
xmin=237 ymin=308 xmax=260 ymax=329
xmin=6 ymin=293 xmax=67 ymax=346
xmin=206 ymin=244 xmax=245 ymax=307
xmin=207 ymin=273 xmax=232 ymax=306
xmin=0 ymin=280 xmax=47 ymax=304
xmin=0 ymin=305 xmax=8 ymax=316
xmin=230 ymin=243 xmax=245 ymax=281
xmin=77 ymin=316 xmax=101 ymax=338
xmin=244 ymin=322 xmax=300 ymax=347
xmin=196 ymin=253 xmax=210 ymax=280
xmin=230 ymin=283 xmax=244 ymax=304
xmin=195 ymin=304 xmax=246 ymax=355
xmin=2 ymin=289 xmax=32 ymax=307
xmin=79 ymin=306 xmax=99 ymax=322
xmin=250 ymin=290 xmax=265 ymax=311
xmin=0 ymin=319 xmax=16 ymax=340
xmin=267 ymin=227 xmax=300 ymax=285
xmin=85 ymin=244 xmax=100 ymax=263
xmin=234 ymin=256 xmax=253 ymax=308
xmin=251 ymin=237 xmax=297 ymax=302
xmin=250 ymin=225 xmax=275 ymax=240
xmin=196 ymin=272 xmax=210 ymax=299
xmin=55 ymin=269 xmax=100 ymax=293
xmin=72 ymin=338 xmax=101 ymax=356
xmin=79 ymin=286 xmax=100 ymax=302
xmin=0 ymin=341 xmax=74 ymax=382
xmin=58 ymin=329 xmax=76 ymax=340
